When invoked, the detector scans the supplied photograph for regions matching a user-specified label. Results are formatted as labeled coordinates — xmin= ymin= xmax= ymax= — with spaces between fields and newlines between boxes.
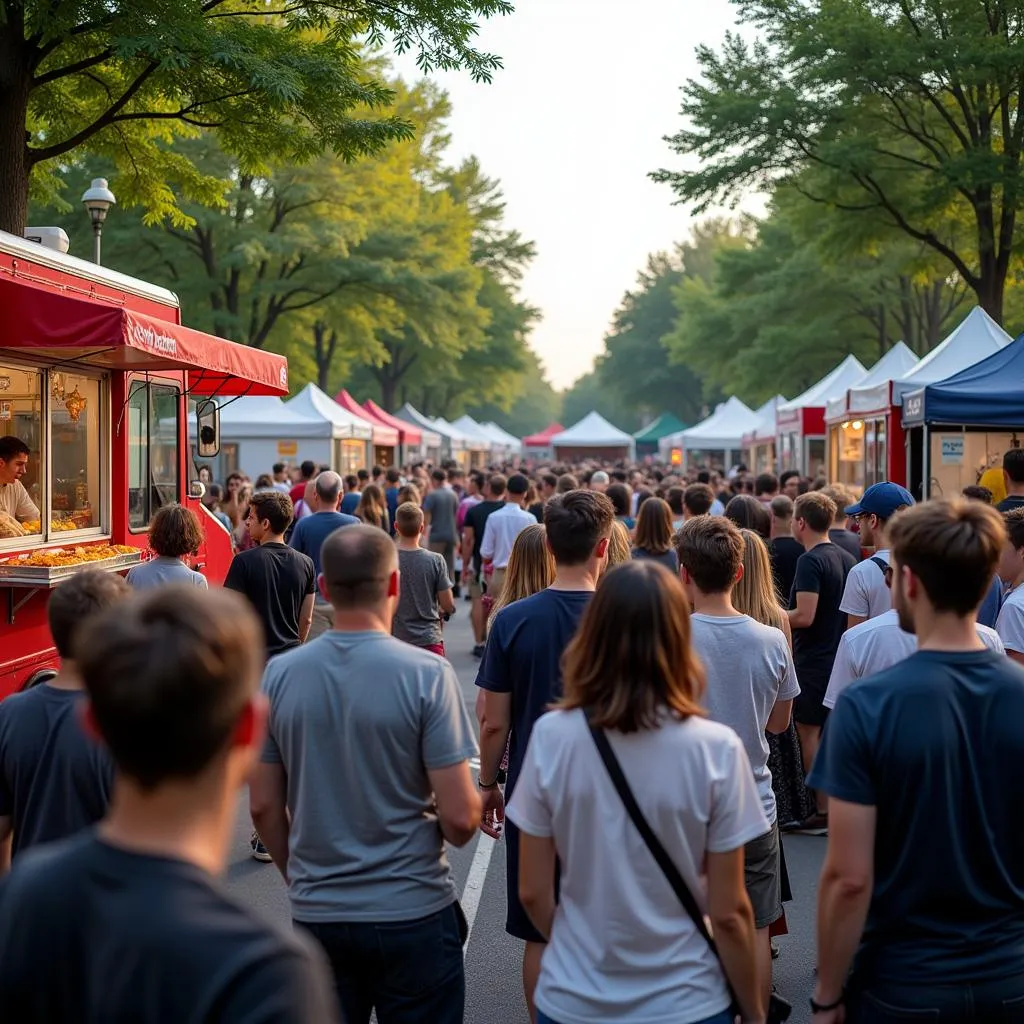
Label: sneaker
xmin=250 ymin=831 xmax=273 ymax=862
xmin=794 ymin=812 xmax=829 ymax=836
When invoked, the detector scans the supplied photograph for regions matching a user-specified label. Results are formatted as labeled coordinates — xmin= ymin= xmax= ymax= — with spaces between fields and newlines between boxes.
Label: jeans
xmin=296 ymin=904 xmax=464 ymax=1024
xmin=848 ymin=972 xmax=1024 ymax=1022
xmin=537 ymin=1009 xmax=733 ymax=1024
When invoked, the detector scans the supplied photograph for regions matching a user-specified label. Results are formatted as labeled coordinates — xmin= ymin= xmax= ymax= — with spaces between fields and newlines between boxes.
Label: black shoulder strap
xmin=584 ymin=710 xmax=718 ymax=956
xmin=870 ymin=556 xmax=888 ymax=575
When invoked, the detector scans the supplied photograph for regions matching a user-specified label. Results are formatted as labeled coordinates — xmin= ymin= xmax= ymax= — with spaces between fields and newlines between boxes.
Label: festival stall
xmin=902 ymin=330 xmax=1024 ymax=498
xmin=633 ymin=413 xmax=687 ymax=459
xmin=522 ymin=421 xmax=564 ymax=462
xmin=394 ymin=403 xmax=450 ymax=464
xmin=824 ymin=341 xmax=918 ymax=490
xmin=372 ymin=401 xmax=439 ymax=463
xmin=774 ymin=355 xmax=867 ymax=477
xmin=551 ymin=412 xmax=636 ymax=463
xmin=450 ymin=415 xmax=496 ymax=468
xmin=285 ymin=383 xmax=373 ymax=474
xmin=662 ymin=396 xmax=762 ymax=470
xmin=335 ymin=389 xmax=398 ymax=466
xmin=481 ymin=421 xmax=522 ymax=459
xmin=741 ymin=396 xmax=786 ymax=474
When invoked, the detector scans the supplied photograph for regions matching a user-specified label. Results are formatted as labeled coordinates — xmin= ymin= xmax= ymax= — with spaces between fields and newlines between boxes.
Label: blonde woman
xmin=603 ymin=519 xmax=631 ymax=575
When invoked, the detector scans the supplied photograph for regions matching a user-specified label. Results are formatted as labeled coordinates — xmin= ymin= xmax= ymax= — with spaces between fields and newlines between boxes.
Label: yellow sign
xmin=277 ymin=440 xmax=298 ymax=457
xmin=670 ymin=448 xmax=682 ymax=466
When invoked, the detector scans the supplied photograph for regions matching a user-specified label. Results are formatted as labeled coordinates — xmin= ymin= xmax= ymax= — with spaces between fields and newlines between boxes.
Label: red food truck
xmin=0 ymin=229 xmax=289 ymax=699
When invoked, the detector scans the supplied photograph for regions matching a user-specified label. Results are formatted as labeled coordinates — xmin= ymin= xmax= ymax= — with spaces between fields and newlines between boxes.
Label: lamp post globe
xmin=81 ymin=178 xmax=116 ymax=265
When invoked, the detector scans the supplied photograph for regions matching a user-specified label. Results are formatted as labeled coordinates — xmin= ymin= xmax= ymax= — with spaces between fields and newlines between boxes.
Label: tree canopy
xmin=0 ymin=0 xmax=512 ymax=233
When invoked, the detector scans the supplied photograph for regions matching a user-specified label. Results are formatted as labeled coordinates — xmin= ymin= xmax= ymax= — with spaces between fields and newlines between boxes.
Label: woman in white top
xmin=507 ymin=559 xmax=767 ymax=1024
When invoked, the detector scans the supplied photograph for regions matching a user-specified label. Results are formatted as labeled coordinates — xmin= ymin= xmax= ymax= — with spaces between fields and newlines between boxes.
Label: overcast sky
xmin=393 ymin=0 xmax=743 ymax=389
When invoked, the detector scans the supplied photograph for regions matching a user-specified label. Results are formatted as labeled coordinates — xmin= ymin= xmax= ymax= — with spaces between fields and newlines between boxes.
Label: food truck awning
xmin=0 ymin=276 xmax=288 ymax=396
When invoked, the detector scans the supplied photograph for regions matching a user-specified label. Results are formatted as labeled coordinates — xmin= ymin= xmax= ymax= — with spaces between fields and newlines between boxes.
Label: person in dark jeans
xmin=250 ymin=525 xmax=480 ymax=1024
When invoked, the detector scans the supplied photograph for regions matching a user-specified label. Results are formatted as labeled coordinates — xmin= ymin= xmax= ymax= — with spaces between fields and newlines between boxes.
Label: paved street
xmin=225 ymin=602 xmax=826 ymax=1023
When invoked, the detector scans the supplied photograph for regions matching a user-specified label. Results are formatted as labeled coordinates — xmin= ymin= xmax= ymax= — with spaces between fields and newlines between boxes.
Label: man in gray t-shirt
xmin=393 ymin=502 xmax=455 ymax=653
xmin=423 ymin=469 xmax=459 ymax=582
xmin=249 ymin=525 xmax=480 ymax=1024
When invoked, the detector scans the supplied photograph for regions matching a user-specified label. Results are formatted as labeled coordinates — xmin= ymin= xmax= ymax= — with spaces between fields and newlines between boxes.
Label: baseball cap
xmin=845 ymin=482 xmax=915 ymax=519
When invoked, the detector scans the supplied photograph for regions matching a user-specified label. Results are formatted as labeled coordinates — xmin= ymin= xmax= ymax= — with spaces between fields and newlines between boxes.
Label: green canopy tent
xmin=633 ymin=413 xmax=688 ymax=457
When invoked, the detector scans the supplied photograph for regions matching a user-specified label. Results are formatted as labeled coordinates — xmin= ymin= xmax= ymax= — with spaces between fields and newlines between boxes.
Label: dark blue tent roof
xmin=902 ymin=331 xmax=1024 ymax=427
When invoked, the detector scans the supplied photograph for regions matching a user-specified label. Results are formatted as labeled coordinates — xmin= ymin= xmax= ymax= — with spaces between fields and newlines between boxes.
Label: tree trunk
xmin=0 ymin=25 xmax=32 ymax=236
xmin=976 ymin=257 xmax=1006 ymax=325
xmin=379 ymin=374 xmax=397 ymax=412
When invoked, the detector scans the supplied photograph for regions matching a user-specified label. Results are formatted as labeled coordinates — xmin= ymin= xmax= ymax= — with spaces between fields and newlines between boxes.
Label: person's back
xmin=769 ymin=535 xmax=802 ymax=601
xmin=631 ymin=545 xmax=678 ymax=572
xmin=0 ymin=571 xmax=128 ymax=863
xmin=126 ymin=503 xmax=208 ymax=590
xmin=126 ymin=555 xmax=206 ymax=590
xmin=392 ymin=501 xmax=454 ymax=655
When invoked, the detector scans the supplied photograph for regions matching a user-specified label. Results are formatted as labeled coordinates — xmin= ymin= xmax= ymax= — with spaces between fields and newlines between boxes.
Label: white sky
xmin=392 ymin=0 xmax=743 ymax=389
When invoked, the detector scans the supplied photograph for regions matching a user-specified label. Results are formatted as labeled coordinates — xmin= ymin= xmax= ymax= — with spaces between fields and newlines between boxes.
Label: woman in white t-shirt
xmin=507 ymin=560 xmax=768 ymax=1024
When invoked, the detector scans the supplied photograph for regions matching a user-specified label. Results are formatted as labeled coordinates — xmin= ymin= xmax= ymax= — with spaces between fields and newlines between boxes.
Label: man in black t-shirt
xmin=462 ymin=473 xmax=506 ymax=656
xmin=997 ymin=448 xmax=1024 ymax=512
xmin=528 ymin=472 xmax=557 ymax=522
xmin=0 ymin=571 xmax=129 ymax=869
xmin=768 ymin=494 xmax=803 ymax=602
xmin=0 ymin=587 xmax=336 ymax=1023
xmin=788 ymin=491 xmax=856 ymax=831
xmin=225 ymin=491 xmax=316 ymax=658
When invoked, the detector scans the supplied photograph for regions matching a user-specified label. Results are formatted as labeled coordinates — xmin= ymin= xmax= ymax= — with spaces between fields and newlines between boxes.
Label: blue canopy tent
xmin=902 ymin=332 xmax=1024 ymax=498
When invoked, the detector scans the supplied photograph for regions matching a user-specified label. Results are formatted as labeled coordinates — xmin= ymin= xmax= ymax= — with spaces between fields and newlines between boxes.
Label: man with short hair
xmin=588 ymin=470 xmax=609 ymax=492
xmin=250 ymin=526 xmax=479 ymax=1024
xmin=996 ymin=507 xmax=1024 ymax=664
xmin=0 ymin=571 xmax=129 ymax=870
xmin=556 ymin=473 xmax=577 ymax=494
xmin=788 ymin=491 xmax=857 ymax=831
xmin=384 ymin=466 xmax=402 ymax=535
xmin=339 ymin=473 xmax=362 ymax=516
xmin=998 ymin=448 xmax=1024 ymax=512
xmin=821 ymin=485 xmax=863 ymax=561
xmin=477 ymin=489 xmax=614 ymax=1020
xmin=0 ymin=435 xmax=39 ymax=525
xmin=0 ymin=587 xmax=337 ymax=1021
xmin=769 ymin=494 xmax=803 ymax=602
xmin=272 ymin=462 xmax=291 ymax=494
xmin=683 ymin=482 xmax=715 ymax=519
xmin=677 ymin=516 xmax=799 ymax=1006
xmin=288 ymin=471 xmax=359 ymax=641
xmin=529 ymin=472 xmax=557 ymax=521
xmin=755 ymin=472 xmax=779 ymax=504
xmin=423 ymin=468 xmax=459 ymax=584
xmin=289 ymin=459 xmax=317 ymax=506
xmin=393 ymin=502 xmax=455 ymax=656
xmin=840 ymin=482 xmax=914 ymax=629
xmin=810 ymin=499 xmax=1024 ymax=1022
xmin=480 ymin=473 xmax=536 ymax=602
xmin=462 ymin=474 xmax=506 ymax=656
xmin=779 ymin=470 xmax=801 ymax=501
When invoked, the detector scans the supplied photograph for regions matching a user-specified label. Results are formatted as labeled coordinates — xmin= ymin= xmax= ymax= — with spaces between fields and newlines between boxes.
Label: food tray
xmin=0 ymin=549 xmax=141 ymax=584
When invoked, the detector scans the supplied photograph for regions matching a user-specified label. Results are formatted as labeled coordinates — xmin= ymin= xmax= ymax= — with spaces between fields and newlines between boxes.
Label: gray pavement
xmin=225 ymin=601 xmax=826 ymax=1023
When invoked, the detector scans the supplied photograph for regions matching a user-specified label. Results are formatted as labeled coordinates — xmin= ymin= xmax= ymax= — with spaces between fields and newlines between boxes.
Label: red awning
xmin=335 ymin=389 xmax=398 ymax=446
xmin=363 ymin=399 xmax=423 ymax=445
xmin=0 ymin=276 xmax=288 ymax=396
xmin=523 ymin=421 xmax=565 ymax=446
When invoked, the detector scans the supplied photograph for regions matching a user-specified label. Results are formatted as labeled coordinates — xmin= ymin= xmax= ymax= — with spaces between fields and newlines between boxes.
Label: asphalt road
xmin=224 ymin=603 xmax=827 ymax=1023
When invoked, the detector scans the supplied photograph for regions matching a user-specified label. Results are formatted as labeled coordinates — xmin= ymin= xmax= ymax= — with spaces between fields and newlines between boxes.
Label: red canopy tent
xmin=523 ymin=421 xmax=564 ymax=447
xmin=0 ymin=275 xmax=288 ymax=395
xmin=335 ymin=389 xmax=398 ymax=446
xmin=362 ymin=399 xmax=422 ymax=445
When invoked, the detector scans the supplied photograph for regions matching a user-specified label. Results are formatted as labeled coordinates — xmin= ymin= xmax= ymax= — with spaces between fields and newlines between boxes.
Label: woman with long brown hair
xmin=355 ymin=483 xmax=389 ymax=532
xmin=631 ymin=496 xmax=679 ymax=572
xmin=507 ymin=560 xmax=765 ymax=1024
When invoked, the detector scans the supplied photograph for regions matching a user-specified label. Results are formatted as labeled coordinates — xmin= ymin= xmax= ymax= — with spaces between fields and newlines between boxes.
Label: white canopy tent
xmin=778 ymin=354 xmax=868 ymax=414
xmin=285 ymin=383 xmax=374 ymax=439
xmin=891 ymin=307 xmax=1012 ymax=404
xmin=835 ymin=341 xmax=919 ymax=418
xmin=481 ymin=421 xmax=522 ymax=452
xmin=551 ymin=412 xmax=636 ymax=459
xmin=392 ymin=403 xmax=444 ymax=456
xmin=662 ymin=396 xmax=762 ymax=465
xmin=450 ymin=414 xmax=495 ymax=451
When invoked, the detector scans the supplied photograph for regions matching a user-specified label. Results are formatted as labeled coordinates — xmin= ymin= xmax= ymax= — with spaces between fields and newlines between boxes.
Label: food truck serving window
xmin=50 ymin=372 xmax=102 ymax=533
xmin=128 ymin=382 xmax=179 ymax=531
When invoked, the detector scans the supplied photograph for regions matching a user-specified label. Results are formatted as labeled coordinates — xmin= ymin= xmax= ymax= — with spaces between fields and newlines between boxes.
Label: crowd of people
xmin=2 ymin=445 xmax=1024 ymax=1023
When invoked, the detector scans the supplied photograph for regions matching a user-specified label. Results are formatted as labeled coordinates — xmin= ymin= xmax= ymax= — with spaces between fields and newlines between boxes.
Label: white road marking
xmin=460 ymin=833 xmax=497 ymax=955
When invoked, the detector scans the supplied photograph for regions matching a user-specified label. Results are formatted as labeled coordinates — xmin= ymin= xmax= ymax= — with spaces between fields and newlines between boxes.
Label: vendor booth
xmin=902 ymin=330 xmax=1024 ymax=498
xmin=286 ymin=383 xmax=373 ymax=474
xmin=824 ymin=341 xmax=918 ymax=490
xmin=451 ymin=415 xmax=496 ymax=468
xmin=551 ymin=412 xmax=636 ymax=463
xmin=481 ymin=421 xmax=522 ymax=460
xmin=742 ymin=396 xmax=786 ymax=474
xmin=633 ymin=413 xmax=687 ymax=459
xmin=360 ymin=399 xmax=424 ymax=465
xmin=662 ymin=396 xmax=762 ymax=470
xmin=335 ymin=389 xmax=398 ymax=466
xmin=775 ymin=355 xmax=867 ymax=477
xmin=394 ymin=403 xmax=449 ymax=463
xmin=522 ymin=421 xmax=564 ymax=462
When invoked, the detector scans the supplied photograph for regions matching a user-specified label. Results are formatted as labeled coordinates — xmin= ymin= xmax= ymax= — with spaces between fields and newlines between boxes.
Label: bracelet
xmin=478 ymin=776 xmax=500 ymax=790
xmin=809 ymin=991 xmax=845 ymax=1013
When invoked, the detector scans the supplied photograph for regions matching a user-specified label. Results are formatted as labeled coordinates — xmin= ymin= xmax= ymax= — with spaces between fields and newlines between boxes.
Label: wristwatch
xmin=477 ymin=776 xmax=500 ymax=790
xmin=809 ymin=992 xmax=845 ymax=1014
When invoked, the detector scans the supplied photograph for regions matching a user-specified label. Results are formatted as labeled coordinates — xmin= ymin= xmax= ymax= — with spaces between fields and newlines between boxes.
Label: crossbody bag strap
xmin=584 ymin=710 xmax=718 ymax=956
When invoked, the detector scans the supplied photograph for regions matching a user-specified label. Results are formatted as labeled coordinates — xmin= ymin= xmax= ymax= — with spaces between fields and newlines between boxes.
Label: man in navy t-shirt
xmin=476 ymin=488 xmax=614 ymax=1022
xmin=809 ymin=498 xmax=1024 ymax=1022
xmin=288 ymin=471 xmax=358 ymax=640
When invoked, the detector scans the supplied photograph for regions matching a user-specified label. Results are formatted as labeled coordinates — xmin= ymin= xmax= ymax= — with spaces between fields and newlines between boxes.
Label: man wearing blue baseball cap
xmin=840 ymin=482 xmax=915 ymax=629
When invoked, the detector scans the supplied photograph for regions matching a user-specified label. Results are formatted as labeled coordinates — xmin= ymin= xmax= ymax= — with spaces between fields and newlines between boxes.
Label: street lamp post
xmin=81 ymin=178 xmax=116 ymax=265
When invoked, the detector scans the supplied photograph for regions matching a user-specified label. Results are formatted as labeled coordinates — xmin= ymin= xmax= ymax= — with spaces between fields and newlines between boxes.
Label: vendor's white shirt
xmin=839 ymin=549 xmax=891 ymax=621
xmin=825 ymin=609 xmax=1005 ymax=709
xmin=480 ymin=502 xmax=535 ymax=569
xmin=996 ymin=584 xmax=1024 ymax=653
xmin=507 ymin=708 xmax=767 ymax=1024
xmin=0 ymin=480 xmax=39 ymax=522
